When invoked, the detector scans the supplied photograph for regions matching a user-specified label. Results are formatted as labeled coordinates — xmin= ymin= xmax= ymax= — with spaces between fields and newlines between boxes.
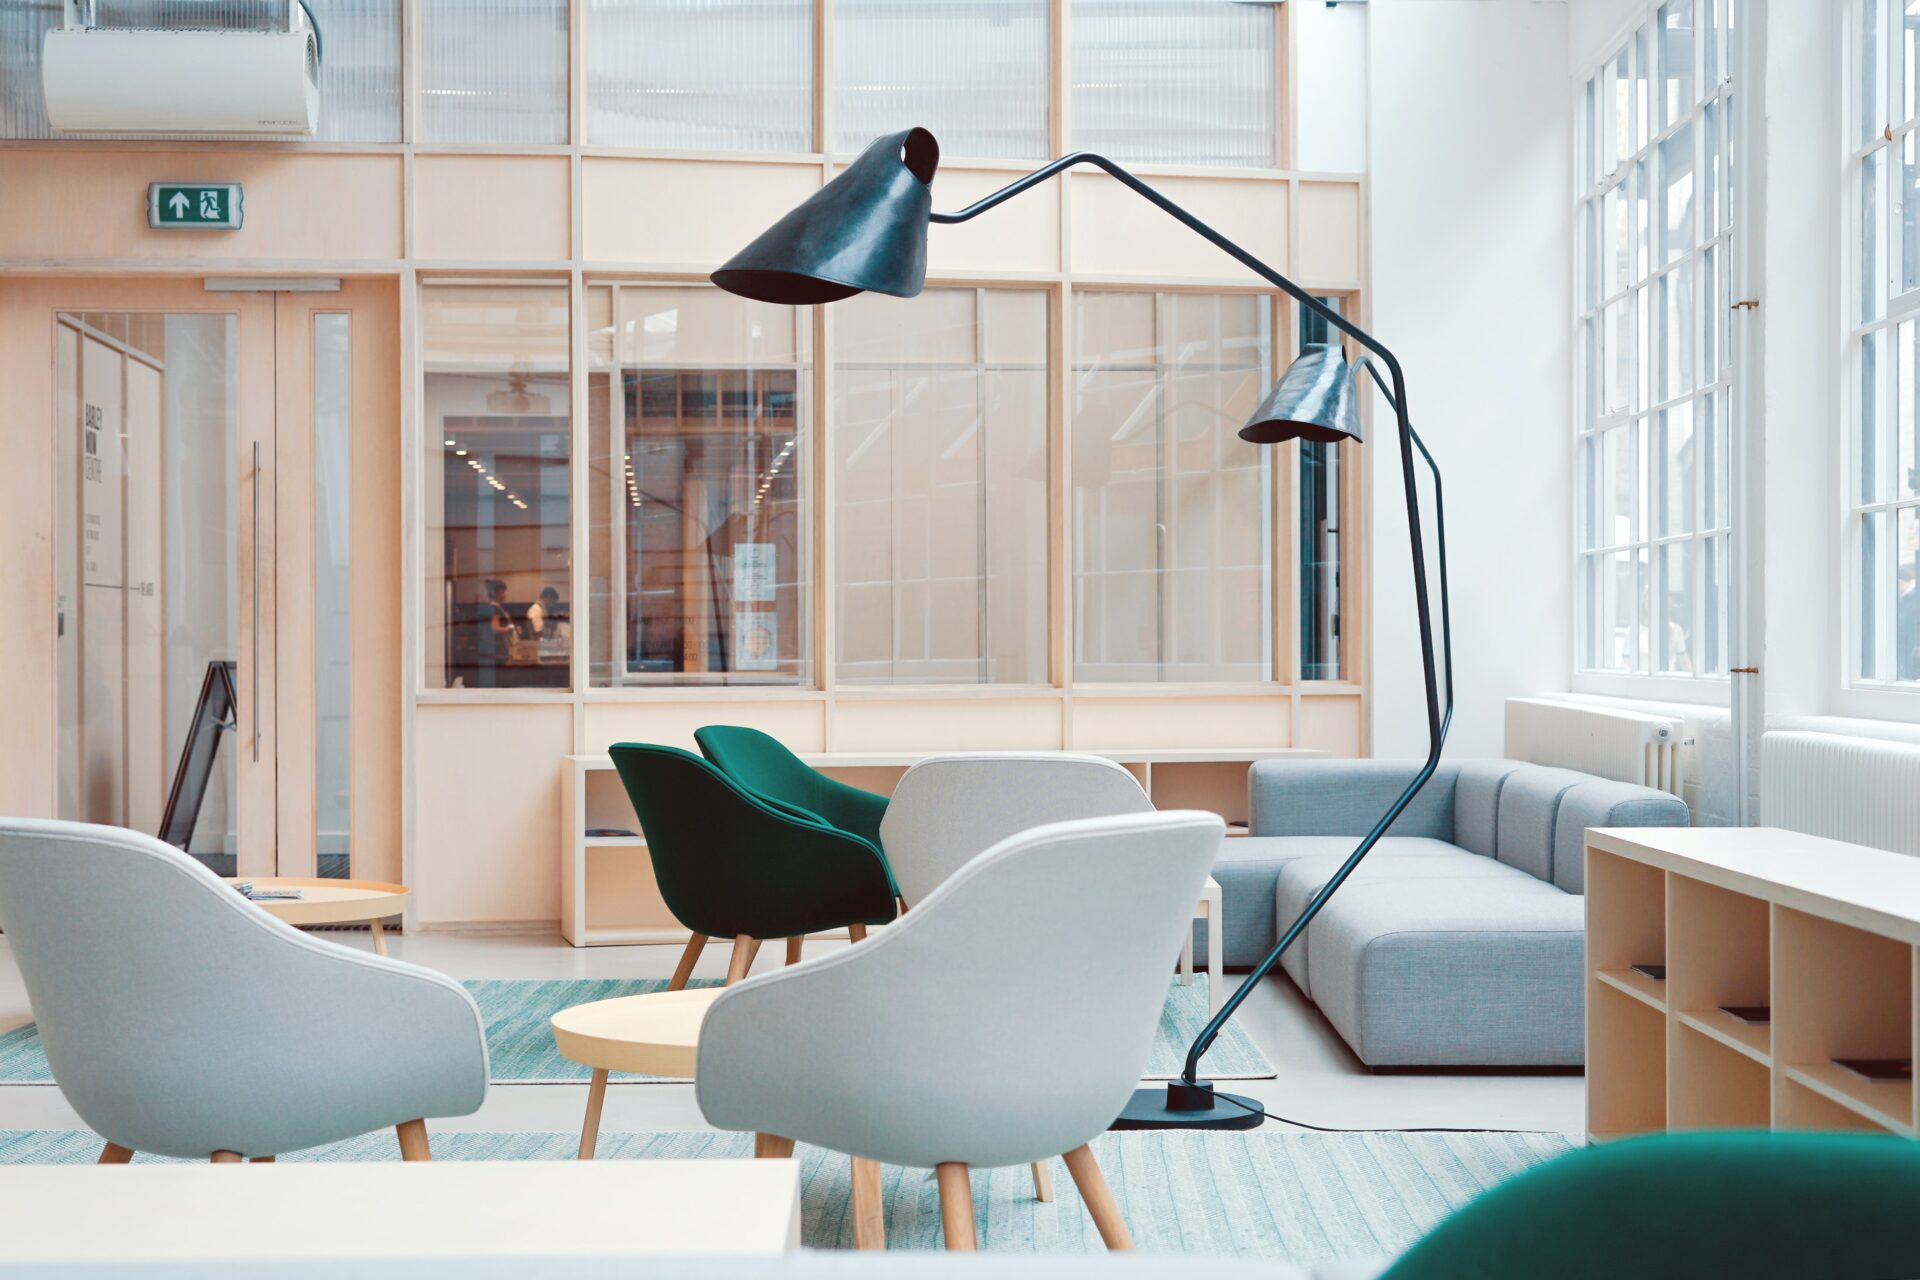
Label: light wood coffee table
xmin=226 ymin=878 xmax=409 ymax=955
xmin=551 ymin=986 xmax=889 ymax=1250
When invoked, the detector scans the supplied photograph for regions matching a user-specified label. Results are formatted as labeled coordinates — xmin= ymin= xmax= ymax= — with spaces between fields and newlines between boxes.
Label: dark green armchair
xmin=1383 ymin=1130 xmax=1920 ymax=1280
xmin=694 ymin=724 xmax=890 ymax=851
xmin=609 ymin=744 xmax=898 ymax=989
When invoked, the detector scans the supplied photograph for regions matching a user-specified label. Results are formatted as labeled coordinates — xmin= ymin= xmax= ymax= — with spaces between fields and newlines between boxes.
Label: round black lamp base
xmin=1110 ymin=1081 xmax=1266 ymax=1131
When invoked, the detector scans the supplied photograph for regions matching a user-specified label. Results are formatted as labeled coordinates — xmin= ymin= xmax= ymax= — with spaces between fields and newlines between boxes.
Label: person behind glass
xmin=527 ymin=586 xmax=568 ymax=641
xmin=477 ymin=578 xmax=514 ymax=686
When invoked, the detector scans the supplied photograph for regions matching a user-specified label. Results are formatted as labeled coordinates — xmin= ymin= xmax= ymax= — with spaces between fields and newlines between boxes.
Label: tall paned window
xmin=587 ymin=285 xmax=812 ymax=687
xmin=1299 ymin=297 xmax=1348 ymax=681
xmin=835 ymin=289 xmax=1050 ymax=685
xmin=1072 ymin=291 xmax=1273 ymax=683
xmin=1849 ymin=0 xmax=1920 ymax=685
xmin=1576 ymin=0 xmax=1738 ymax=680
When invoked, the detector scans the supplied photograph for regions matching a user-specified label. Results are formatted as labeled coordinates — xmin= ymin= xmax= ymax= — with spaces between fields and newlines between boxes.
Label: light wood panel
xmin=1294 ymin=181 xmax=1365 ymax=284
xmin=415 ymin=156 xmax=572 ymax=262
xmin=924 ymin=167 xmax=1062 ymax=275
xmin=582 ymin=158 xmax=822 ymax=265
xmin=1069 ymin=173 xmax=1289 ymax=280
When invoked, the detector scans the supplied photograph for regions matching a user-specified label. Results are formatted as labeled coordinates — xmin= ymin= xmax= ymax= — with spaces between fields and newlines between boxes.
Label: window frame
xmin=1571 ymin=0 xmax=1742 ymax=703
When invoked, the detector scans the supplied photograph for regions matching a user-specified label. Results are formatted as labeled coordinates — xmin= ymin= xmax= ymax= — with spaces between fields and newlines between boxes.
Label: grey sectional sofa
xmin=1208 ymin=759 xmax=1689 ymax=1068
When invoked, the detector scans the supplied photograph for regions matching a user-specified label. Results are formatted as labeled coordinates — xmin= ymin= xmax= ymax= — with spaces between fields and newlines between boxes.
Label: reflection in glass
xmin=588 ymin=286 xmax=811 ymax=686
xmin=423 ymin=285 xmax=573 ymax=690
xmin=314 ymin=315 xmax=352 ymax=878
xmin=1298 ymin=297 xmax=1346 ymax=682
xmin=1072 ymin=291 xmax=1271 ymax=683
xmin=834 ymin=289 xmax=1048 ymax=684
xmin=1071 ymin=0 xmax=1275 ymax=167
xmin=835 ymin=0 xmax=1048 ymax=160
xmin=588 ymin=0 xmax=811 ymax=151
xmin=55 ymin=312 xmax=238 ymax=870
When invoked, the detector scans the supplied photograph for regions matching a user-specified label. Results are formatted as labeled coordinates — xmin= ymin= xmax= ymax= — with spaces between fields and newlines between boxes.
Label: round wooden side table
xmin=226 ymin=878 xmax=409 ymax=955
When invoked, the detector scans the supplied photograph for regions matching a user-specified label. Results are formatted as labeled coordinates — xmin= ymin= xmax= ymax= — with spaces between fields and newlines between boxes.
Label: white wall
xmin=1366 ymin=0 xmax=1573 ymax=759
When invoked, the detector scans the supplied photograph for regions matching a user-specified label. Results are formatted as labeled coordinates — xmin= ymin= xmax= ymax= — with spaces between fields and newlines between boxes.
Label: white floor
xmin=0 ymin=929 xmax=1584 ymax=1141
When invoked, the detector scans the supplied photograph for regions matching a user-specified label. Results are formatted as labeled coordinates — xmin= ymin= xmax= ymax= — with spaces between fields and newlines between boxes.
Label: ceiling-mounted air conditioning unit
xmin=42 ymin=0 xmax=321 ymax=137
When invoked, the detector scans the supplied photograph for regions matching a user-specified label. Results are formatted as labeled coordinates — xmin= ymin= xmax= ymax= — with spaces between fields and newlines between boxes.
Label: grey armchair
xmin=0 ymin=819 xmax=489 ymax=1162
xmin=697 ymin=810 xmax=1225 ymax=1251
xmin=878 ymin=754 xmax=1156 ymax=907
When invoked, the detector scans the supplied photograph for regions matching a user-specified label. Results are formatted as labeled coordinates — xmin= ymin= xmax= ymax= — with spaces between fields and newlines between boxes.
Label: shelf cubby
xmin=1670 ymin=1020 xmax=1771 ymax=1130
xmin=1586 ymin=826 xmax=1920 ymax=1142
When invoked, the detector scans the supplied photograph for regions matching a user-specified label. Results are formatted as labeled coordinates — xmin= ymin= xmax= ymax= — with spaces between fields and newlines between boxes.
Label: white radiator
xmin=1503 ymin=697 xmax=1686 ymax=796
xmin=1759 ymin=730 xmax=1920 ymax=856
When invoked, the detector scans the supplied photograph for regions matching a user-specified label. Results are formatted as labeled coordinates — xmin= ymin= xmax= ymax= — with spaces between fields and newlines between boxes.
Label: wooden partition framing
xmin=0 ymin=0 xmax=1373 ymax=930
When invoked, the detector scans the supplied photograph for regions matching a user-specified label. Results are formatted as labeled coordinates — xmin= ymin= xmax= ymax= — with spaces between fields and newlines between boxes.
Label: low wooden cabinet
xmin=562 ymin=747 xmax=1317 ymax=946
xmin=1586 ymin=826 xmax=1920 ymax=1141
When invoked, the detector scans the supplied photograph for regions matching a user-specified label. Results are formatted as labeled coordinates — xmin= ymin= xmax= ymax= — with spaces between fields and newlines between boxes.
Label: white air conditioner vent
xmin=42 ymin=0 xmax=321 ymax=137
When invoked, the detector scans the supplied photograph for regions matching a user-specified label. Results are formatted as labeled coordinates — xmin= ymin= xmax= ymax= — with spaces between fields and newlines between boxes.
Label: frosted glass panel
xmin=1 ymin=0 xmax=400 ymax=141
xmin=588 ymin=0 xmax=811 ymax=151
xmin=834 ymin=289 xmax=1049 ymax=685
xmin=834 ymin=0 xmax=1048 ymax=160
xmin=1072 ymin=0 xmax=1277 ymax=167
xmin=420 ymin=0 xmax=568 ymax=144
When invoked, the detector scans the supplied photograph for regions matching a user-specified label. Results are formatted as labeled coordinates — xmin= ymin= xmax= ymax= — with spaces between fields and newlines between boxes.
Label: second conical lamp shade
xmin=712 ymin=128 xmax=941 ymax=306
xmin=1239 ymin=343 xmax=1365 ymax=445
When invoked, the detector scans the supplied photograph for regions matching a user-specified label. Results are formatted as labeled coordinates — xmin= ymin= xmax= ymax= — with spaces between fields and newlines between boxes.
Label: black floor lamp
xmin=709 ymin=128 xmax=1454 ymax=1131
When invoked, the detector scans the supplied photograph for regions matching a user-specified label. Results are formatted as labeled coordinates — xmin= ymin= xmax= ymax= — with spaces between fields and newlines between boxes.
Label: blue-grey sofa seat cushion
xmin=1305 ymin=878 xmax=1586 ymax=1067
xmin=1272 ymin=846 xmax=1540 ymax=996
xmin=1549 ymin=781 xmax=1690 ymax=893
xmin=1209 ymin=836 xmax=1372 ymax=969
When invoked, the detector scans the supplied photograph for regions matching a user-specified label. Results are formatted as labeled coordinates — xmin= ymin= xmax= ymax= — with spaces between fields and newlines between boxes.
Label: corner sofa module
xmin=1235 ymin=757 xmax=1689 ymax=1068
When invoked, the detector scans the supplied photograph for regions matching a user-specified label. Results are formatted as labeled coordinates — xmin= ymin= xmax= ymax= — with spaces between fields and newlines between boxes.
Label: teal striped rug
xmin=0 ymin=975 xmax=1271 ymax=1086
xmin=0 ymin=1127 xmax=1572 ymax=1260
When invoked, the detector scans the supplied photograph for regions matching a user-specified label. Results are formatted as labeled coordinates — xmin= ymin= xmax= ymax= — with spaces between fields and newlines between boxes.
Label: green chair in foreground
xmin=1383 ymin=1130 xmax=1920 ymax=1280
xmin=609 ymin=743 xmax=898 ymax=988
xmin=695 ymin=725 xmax=891 ymax=852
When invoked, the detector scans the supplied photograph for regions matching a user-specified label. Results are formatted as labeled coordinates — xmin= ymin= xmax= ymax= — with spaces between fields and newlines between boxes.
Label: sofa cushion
xmin=1213 ymin=836 xmax=1463 ymax=971
xmin=1451 ymin=760 xmax=1524 ymax=859
xmin=1492 ymin=767 xmax=1594 ymax=883
xmin=1306 ymin=878 xmax=1585 ymax=1067
xmin=1248 ymin=760 xmax=1460 ymax=840
xmin=1549 ymin=780 xmax=1691 ymax=893
xmin=1272 ymin=846 xmax=1537 ymax=995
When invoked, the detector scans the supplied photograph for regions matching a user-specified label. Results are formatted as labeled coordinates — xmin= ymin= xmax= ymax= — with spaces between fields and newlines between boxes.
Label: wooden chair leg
xmin=785 ymin=936 xmax=804 ymax=966
xmin=396 ymin=1119 xmax=431 ymax=1163
xmin=579 ymin=1068 xmax=609 ymax=1160
xmin=211 ymin=1151 xmax=243 ymax=1164
xmin=754 ymin=1132 xmax=795 ymax=1159
xmin=935 ymin=1162 xmax=976 ymax=1251
xmin=1030 ymin=1158 xmax=1054 ymax=1202
xmin=726 ymin=935 xmax=762 ymax=984
xmin=668 ymin=934 xmax=708 ymax=991
xmin=848 ymin=923 xmax=868 ymax=943
xmin=1062 ymin=1145 xmax=1131 ymax=1250
xmin=251 ymin=1156 xmax=275 ymax=1163
xmin=850 ymin=1157 xmax=886 ymax=1251
xmin=98 ymin=1142 xmax=134 ymax=1164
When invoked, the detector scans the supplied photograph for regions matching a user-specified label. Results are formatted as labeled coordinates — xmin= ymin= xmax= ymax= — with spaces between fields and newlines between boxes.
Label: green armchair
xmin=695 ymin=725 xmax=890 ymax=851
xmin=1383 ymin=1130 xmax=1920 ymax=1280
xmin=609 ymin=743 xmax=898 ymax=989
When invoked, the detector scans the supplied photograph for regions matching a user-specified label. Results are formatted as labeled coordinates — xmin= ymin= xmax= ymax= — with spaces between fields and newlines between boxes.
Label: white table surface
xmin=0 ymin=1159 xmax=801 ymax=1263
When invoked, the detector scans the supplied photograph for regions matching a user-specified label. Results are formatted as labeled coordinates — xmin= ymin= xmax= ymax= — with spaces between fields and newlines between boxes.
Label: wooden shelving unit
xmin=1586 ymin=826 xmax=1920 ymax=1141
xmin=560 ymin=746 xmax=1318 ymax=946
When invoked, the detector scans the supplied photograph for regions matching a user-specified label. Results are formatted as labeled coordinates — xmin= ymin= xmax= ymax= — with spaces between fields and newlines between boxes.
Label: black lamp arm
xmin=932 ymin=150 xmax=1450 ymax=1087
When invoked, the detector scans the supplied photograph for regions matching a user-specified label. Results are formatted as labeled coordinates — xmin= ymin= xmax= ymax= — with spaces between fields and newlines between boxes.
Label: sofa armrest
xmin=1248 ymin=759 xmax=1459 ymax=839
xmin=1550 ymin=779 xmax=1690 ymax=893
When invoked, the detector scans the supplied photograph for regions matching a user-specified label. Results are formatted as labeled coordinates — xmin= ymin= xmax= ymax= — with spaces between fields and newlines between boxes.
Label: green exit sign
xmin=148 ymin=183 xmax=244 ymax=230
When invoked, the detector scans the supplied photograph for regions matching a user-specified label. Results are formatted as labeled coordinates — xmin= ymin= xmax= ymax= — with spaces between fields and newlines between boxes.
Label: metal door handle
xmin=251 ymin=440 xmax=260 ymax=763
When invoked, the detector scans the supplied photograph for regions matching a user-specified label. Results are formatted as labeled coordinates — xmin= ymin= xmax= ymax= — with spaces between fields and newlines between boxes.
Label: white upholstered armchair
xmin=0 ymin=819 xmax=488 ymax=1163
xmin=696 ymin=810 xmax=1224 ymax=1251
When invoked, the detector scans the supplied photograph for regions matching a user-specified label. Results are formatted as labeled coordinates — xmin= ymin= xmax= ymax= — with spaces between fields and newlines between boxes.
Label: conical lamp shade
xmin=1239 ymin=343 xmax=1364 ymax=445
xmin=712 ymin=128 xmax=940 ymax=305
